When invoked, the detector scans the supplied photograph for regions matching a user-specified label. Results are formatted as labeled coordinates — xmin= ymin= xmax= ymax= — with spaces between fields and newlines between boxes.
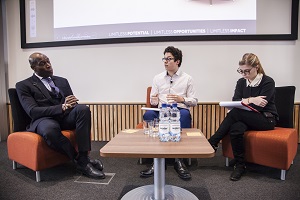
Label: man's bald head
xmin=29 ymin=52 xmax=47 ymax=69
xmin=28 ymin=52 xmax=53 ymax=78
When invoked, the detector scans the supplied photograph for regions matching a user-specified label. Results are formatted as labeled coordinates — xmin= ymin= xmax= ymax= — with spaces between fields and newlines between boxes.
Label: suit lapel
xmin=30 ymin=75 xmax=58 ymax=105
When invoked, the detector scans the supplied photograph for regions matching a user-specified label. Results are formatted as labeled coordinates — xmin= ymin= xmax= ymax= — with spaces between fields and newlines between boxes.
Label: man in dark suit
xmin=16 ymin=52 xmax=105 ymax=179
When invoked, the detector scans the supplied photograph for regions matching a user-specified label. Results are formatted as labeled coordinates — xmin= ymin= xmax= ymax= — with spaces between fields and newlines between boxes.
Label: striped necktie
xmin=44 ymin=77 xmax=60 ymax=96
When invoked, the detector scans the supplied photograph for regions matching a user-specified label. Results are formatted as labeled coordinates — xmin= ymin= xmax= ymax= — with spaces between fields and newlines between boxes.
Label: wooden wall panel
xmin=6 ymin=103 xmax=300 ymax=143
xmin=294 ymin=105 xmax=300 ymax=143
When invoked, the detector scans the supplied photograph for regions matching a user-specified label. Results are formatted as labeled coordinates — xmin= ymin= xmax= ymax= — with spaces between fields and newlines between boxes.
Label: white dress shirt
xmin=246 ymin=73 xmax=263 ymax=87
xmin=150 ymin=68 xmax=198 ymax=109
xmin=35 ymin=73 xmax=52 ymax=91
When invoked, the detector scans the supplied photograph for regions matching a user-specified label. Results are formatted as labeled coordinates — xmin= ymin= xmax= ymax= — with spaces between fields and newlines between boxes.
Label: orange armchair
xmin=221 ymin=86 xmax=298 ymax=180
xmin=7 ymin=88 xmax=76 ymax=182
xmin=136 ymin=86 xmax=153 ymax=129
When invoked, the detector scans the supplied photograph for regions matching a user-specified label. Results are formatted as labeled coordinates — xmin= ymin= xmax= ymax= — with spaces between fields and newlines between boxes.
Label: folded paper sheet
xmin=219 ymin=101 xmax=259 ymax=112
xmin=141 ymin=107 xmax=160 ymax=111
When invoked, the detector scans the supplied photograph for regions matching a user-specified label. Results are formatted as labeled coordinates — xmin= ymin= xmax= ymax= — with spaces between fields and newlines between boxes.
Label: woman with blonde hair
xmin=208 ymin=53 xmax=278 ymax=181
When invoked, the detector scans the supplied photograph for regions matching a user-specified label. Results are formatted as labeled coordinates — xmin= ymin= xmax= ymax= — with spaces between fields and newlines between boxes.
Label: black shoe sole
xmin=139 ymin=171 xmax=154 ymax=178
xmin=230 ymin=176 xmax=240 ymax=181
xmin=229 ymin=170 xmax=246 ymax=181
xmin=76 ymin=169 xmax=106 ymax=179
xmin=178 ymin=174 xmax=192 ymax=180
xmin=140 ymin=174 xmax=154 ymax=178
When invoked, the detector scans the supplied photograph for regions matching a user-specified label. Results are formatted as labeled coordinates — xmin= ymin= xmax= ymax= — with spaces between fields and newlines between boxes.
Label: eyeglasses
xmin=237 ymin=67 xmax=253 ymax=75
xmin=162 ymin=57 xmax=174 ymax=62
xmin=37 ymin=59 xmax=51 ymax=67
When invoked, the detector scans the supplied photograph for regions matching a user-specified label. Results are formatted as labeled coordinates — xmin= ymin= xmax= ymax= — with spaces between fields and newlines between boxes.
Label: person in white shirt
xmin=140 ymin=46 xmax=198 ymax=180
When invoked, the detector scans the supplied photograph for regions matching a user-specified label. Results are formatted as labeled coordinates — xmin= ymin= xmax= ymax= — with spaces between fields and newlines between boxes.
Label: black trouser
xmin=209 ymin=108 xmax=276 ymax=165
xmin=36 ymin=104 xmax=91 ymax=160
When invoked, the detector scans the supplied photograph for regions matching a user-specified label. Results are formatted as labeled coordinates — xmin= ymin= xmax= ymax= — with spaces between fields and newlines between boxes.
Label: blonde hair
xmin=239 ymin=53 xmax=265 ymax=75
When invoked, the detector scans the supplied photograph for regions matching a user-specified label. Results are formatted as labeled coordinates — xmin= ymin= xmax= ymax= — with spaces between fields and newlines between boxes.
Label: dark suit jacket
xmin=16 ymin=74 xmax=73 ymax=132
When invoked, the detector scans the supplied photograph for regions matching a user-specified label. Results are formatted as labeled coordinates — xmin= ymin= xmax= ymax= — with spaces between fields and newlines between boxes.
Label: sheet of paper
xmin=186 ymin=132 xmax=203 ymax=137
xmin=141 ymin=107 xmax=160 ymax=111
xmin=219 ymin=101 xmax=252 ymax=111
xmin=219 ymin=101 xmax=259 ymax=112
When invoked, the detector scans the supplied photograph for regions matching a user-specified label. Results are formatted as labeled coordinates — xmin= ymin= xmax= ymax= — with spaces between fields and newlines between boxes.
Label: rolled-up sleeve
xmin=183 ymin=77 xmax=198 ymax=107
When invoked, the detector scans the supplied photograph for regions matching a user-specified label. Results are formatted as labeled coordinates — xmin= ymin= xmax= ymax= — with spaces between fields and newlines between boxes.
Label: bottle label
xmin=159 ymin=123 xmax=169 ymax=134
xmin=170 ymin=122 xmax=181 ymax=142
xmin=170 ymin=123 xmax=181 ymax=134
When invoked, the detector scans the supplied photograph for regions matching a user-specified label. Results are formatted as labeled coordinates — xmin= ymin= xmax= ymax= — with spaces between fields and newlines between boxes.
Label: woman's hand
xmin=250 ymin=96 xmax=268 ymax=107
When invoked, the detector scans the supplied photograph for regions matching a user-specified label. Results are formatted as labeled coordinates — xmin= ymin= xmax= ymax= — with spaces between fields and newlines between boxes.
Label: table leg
xmin=154 ymin=158 xmax=165 ymax=199
xmin=121 ymin=158 xmax=198 ymax=200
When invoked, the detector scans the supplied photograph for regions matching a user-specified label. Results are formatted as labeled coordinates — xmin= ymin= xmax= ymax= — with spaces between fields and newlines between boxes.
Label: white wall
xmin=6 ymin=0 xmax=300 ymax=103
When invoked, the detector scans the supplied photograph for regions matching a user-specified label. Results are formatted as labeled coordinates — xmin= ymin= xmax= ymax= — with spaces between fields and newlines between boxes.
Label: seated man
xmin=16 ymin=52 xmax=105 ymax=179
xmin=140 ymin=46 xmax=198 ymax=180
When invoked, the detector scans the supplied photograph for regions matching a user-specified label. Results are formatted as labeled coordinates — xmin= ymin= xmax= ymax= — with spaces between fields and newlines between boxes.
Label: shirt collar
xmin=246 ymin=73 xmax=263 ymax=87
xmin=34 ymin=73 xmax=44 ymax=80
xmin=34 ymin=73 xmax=50 ymax=80
xmin=164 ymin=68 xmax=182 ymax=77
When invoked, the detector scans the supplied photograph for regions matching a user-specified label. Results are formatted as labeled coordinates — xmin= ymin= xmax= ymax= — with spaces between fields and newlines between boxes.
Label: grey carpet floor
xmin=0 ymin=141 xmax=300 ymax=200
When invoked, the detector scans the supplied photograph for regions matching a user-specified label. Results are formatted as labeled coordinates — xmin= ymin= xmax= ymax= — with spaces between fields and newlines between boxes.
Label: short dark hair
xmin=164 ymin=46 xmax=183 ymax=67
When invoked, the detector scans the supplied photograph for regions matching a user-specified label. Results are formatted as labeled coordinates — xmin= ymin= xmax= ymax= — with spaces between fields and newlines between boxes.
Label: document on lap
xmin=219 ymin=101 xmax=259 ymax=113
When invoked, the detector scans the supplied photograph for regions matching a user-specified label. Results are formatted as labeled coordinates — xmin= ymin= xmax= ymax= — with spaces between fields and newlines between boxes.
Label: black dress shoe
xmin=140 ymin=165 xmax=154 ymax=178
xmin=88 ymin=158 xmax=104 ymax=171
xmin=230 ymin=164 xmax=246 ymax=181
xmin=174 ymin=160 xmax=191 ymax=180
xmin=140 ymin=163 xmax=167 ymax=178
xmin=77 ymin=163 xmax=106 ymax=179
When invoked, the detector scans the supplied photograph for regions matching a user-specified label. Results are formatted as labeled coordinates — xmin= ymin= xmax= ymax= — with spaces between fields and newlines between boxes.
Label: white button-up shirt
xmin=35 ymin=73 xmax=52 ymax=91
xmin=246 ymin=73 xmax=263 ymax=87
xmin=150 ymin=68 xmax=198 ymax=109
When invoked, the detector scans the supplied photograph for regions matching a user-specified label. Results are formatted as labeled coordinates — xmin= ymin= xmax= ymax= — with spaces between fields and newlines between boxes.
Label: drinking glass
xmin=150 ymin=118 xmax=159 ymax=137
xmin=143 ymin=120 xmax=153 ymax=135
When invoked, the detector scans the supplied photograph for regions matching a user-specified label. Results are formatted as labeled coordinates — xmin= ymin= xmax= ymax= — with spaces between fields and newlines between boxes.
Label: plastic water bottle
xmin=166 ymin=103 xmax=172 ymax=115
xmin=170 ymin=103 xmax=181 ymax=142
xmin=159 ymin=103 xmax=170 ymax=142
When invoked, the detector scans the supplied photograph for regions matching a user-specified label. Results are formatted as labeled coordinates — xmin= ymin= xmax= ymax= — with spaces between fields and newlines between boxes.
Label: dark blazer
xmin=16 ymin=74 xmax=73 ymax=132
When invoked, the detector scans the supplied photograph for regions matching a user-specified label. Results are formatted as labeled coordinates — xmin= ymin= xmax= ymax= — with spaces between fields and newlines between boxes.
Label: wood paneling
xmin=6 ymin=103 xmax=300 ymax=143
